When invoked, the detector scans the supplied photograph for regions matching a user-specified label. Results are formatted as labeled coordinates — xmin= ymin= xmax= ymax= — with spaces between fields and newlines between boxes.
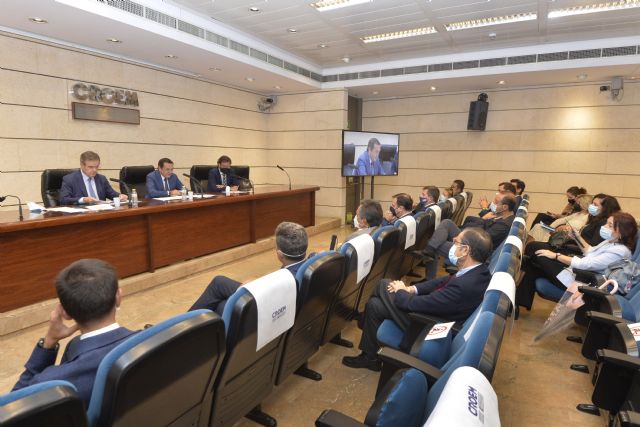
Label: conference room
xmin=1 ymin=0 xmax=640 ymax=426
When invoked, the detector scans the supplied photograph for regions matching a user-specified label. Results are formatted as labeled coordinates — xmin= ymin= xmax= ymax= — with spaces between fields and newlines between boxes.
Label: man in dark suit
xmin=207 ymin=155 xmax=239 ymax=192
xmin=12 ymin=259 xmax=136 ymax=407
xmin=413 ymin=185 xmax=439 ymax=214
xmin=346 ymin=199 xmax=383 ymax=241
xmin=146 ymin=157 xmax=184 ymax=198
xmin=382 ymin=193 xmax=413 ymax=226
xmin=59 ymin=151 xmax=127 ymax=205
xmin=190 ymin=222 xmax=309 ymax=315
xmin=342 ymin=227 xmax=493 ymax=371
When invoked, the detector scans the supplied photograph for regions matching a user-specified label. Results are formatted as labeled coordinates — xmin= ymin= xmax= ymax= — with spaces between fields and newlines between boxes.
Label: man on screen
xmin=356 ymin=138 xmax=385 ymax=176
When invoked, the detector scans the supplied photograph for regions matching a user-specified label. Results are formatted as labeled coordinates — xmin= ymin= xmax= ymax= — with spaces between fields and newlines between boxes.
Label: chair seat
xmin=377 ymin=320 xmax=404 ymax=349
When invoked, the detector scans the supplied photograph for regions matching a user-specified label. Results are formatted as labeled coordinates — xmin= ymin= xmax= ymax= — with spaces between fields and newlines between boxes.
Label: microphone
xmin=276 ymin=165 xmax=291 ymax=191
xmin=0 ymin=195 xmax=24 ymax=221
xmin=228 ymin=172 xmax=255 ymax=194
xmin=109 ymin=178 xmax=131 ymax=198
xmin=182 ymin=173 xmax=205 ymax=196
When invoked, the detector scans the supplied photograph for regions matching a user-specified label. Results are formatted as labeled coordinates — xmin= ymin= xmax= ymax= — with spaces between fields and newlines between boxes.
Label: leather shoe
xmin=342 ymin=353 xmax=382 ymax=371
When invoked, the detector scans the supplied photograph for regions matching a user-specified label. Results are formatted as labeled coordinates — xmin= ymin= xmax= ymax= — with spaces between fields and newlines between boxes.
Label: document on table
xmin=153 ymin=196 xmax=183 ymax=201
xmin=85 ymin=204 xmax=115 ymax=211
xmin=47 ymin=207 xmax=88 ymax=213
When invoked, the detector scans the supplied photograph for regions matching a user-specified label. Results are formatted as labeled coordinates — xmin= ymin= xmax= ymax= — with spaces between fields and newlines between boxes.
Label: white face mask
xmin=353 ymin=216 xmax=361 ymax=229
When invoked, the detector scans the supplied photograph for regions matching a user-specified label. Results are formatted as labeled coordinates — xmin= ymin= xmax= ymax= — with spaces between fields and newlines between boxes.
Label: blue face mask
xmin=489 ymin=202 xmax=497 ymax=213
xmin=599 ymin=226 xmax=613 ymax=241
xmin=419 ymin=197 xmax=427 ymax=204
xmin=438 ymin=195 xmax=446 ymax=203
xmin=588 ymin=204 xmax=600 ymax=216
xmin=448 ymin=244 xmax=460 ymax=266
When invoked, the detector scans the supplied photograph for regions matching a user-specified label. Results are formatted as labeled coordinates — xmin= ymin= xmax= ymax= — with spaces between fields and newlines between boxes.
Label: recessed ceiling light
xmin=549 ymin=1 xmax=640 ymax=18
xmin=445 ymin=12 xmax=537 ymax=31
xmin=341 ymin=56 xmax=351 ymax=63
xmin=497 ymin=80 xmax=506 ymax=85
xmin=208 ymin=67 xmax=221 ymax=71
xmin=274 ymin=85 xmax=282 ymax=89
xmin=372 ymin=91 xmax=379 ymax=95
xmin=430 ymin=86 xmax=437 ymax=91
xmin=245 ymin=77 xmax=255 ymax=82
xmin=310 ymin=0 xmax=373 ymax=12
xmin=164 ymin=54 xmax=178 ymax=59
xmin=287 ymin=28 xmax=298 ymax=33
xmin=318 ymin=43 xmax=328 ymax=48
xmin=29 ymin=17 xmax=47 ymax=23
xmin=249 ymin=6 xmax=260 ymax=12
xmin=106 ymin=38 xmax=122 ymax=43
xmin=361 ymin=26 xmax=438 ymax=43
xmin=577 ymin=73 xmax=588 ymax=80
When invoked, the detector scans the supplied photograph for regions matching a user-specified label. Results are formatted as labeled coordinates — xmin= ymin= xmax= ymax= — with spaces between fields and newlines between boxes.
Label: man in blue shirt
xmin=146 ymin=157 xmax=184 ymax=198
xmin=189 ymin=222 xmax=309 ymax=315
xmin=356 ymin=138 xmax=385 ymax=176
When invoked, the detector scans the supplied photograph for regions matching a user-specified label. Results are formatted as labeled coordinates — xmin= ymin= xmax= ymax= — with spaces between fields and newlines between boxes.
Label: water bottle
xmin=225 ymin=186 xmax=231 ymax=196
xmin=131 ymin=188 xmax=138 ymax=207
xmin=181 ymin=186 xmax=187 ymax=201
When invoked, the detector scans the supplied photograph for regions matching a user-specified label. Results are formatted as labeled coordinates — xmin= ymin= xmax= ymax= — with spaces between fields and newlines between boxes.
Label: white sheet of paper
xmin=152 ymin=196 xmax=183 ymax=201
xmin=242 ymin=269 xmax=297 ymax=351
xmin=47 ymin=207 xmax=88 ymax=213
xmin=556 ymin=268 xmax=576 ymax=288
xmin=627 ymin=322 xmax=640 ymax=342
xmin=399 ymin=215 xmax=417 ymax=249
xmin=85 ymin=204 xmax=115 ymax=211
xmin=27 ymin=201 xmax=46 ymax=212
xmin=346 ymin=234 xmax=375 ymax=283
xmin=192 ymin=194 xmax=216 ymax=199
xmin=428 ymin=205 xmax=442 ymax=228
xmin=425 ymin=322 xmax=455 ymax=341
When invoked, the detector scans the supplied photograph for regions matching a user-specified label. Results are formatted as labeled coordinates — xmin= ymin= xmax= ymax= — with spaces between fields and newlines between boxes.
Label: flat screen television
xmin=342 ymin=130 xmax=399 ymax=177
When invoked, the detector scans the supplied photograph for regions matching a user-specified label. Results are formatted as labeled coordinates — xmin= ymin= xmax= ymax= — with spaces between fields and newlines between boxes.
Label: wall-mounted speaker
xmin=467 ymin=94 xmax=489 ymax=131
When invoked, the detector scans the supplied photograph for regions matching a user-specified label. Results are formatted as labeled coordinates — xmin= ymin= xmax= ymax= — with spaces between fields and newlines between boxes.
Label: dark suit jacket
xmin=12 ymin=327 xmax=137 ymax=407
xmin=413 ymin=202 xmax=436 ymax=215
xmin=463 ymin=214 xmax=515 ymax=249
xmin=207 ymin=167 xmax=239 ymax=192
xmin=145 ymin=170 xmax=184 ymax=198
xmin=59 ymin=171 xmax=120 ymax=205
xmin=393 ymin=264 xmax=491 ymax=322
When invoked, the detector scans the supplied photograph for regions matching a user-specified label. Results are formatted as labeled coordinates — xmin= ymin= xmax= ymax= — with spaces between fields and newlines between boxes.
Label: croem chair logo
xmin=272 ymin=305 xmax=287 ymax=321
xmin=71 ymin=83 xmax=139 ymax=107
xmin=467 ymin=386 xmax=485 ymax=422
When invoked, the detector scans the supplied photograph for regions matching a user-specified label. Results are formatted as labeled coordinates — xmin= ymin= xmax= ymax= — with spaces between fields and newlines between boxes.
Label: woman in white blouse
xmin=528 ymin=194 xmax=591 ymax=242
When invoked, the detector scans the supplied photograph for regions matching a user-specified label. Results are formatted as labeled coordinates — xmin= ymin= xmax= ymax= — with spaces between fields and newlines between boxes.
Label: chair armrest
xmin=573 ymin=269 xmax=604 ymax=286
xmin=587 ymin=311 xmax=628 ymax=326
xmin=315 ymin=410 xmax=367 ymax=427
xmin=578 ymin=285 xmax=608 ymax=298
xmin=377 ymin=346 xmax=443 ymax=385
xmin=582 ymin=312 xmax=631 ymax=360
xmin=591 ymin=349 xmax=640 ymax=413
xmin=597 ymin=349 xmax=640 ymax=371
xmin=612 ymin=323 xmax=640 ymax=357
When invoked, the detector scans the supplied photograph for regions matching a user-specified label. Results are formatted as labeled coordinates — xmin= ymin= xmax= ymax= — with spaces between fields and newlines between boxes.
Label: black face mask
xmin=568 ymin=198 xmax=575 ymax=204
xmin=390 ymin=206 xmax=397 ymax=217
xmin=220 ymin=167 xmax=231 ymax=175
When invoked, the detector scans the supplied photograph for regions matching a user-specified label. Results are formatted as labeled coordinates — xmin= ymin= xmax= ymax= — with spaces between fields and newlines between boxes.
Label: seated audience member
xmin=342 ymin=227 xmax=493 ymax=370
xmin=146 ymin=157 xmax=184 ymax=198
xmin=422 ymin=192 xmax=516 ymax=261
xmin=348 ymin=199 xmax=383 ymax=240
xmin=478 ymin=182 xmax=516 ymax=214
xmin=413 ymin=185 xmax=439 ymax=214
xmin=531 ymin=186 xmax=587 ymax=227
xmin=189 ymin=222 xmax=308 ymax=316
xmin=528 ymin=194 xmax=591 ymax=242
xmin=516 ymin=212 xmax=637 ymax=309
xmin=207 ymin=155 xmax=239 ymax=193
xmin=510 ymin=178 xmax=526 ymax=206
xmin=382 ymin=193 xmax=413 ymax=226
xmin=59 ymin=151 xmax=128 ymax=205
xmin=439 ymin=187 xmax=452 ymax=202
xmin=356 ymin=138 xmax=385 ymax=176
xmin=450 ymin=179 xmax=465 ymax=197
xmin=12 ymin=259 xmax=136 ymax=407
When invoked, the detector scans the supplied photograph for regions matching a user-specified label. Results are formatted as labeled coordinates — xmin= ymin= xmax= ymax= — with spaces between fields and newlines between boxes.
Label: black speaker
xmin=467 ymin=100 xmax=489 ymax=130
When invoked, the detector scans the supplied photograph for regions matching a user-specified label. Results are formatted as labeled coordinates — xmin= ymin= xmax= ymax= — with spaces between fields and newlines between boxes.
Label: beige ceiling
xmin=171 ymin=0 xmax=640 ymax=66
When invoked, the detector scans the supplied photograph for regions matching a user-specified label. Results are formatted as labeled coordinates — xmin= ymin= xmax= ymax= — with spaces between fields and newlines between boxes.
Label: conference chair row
xmin=40 ymin=165 xmax=251 ymax=207
xmin=314 ymin=197 xmax=531 ymax=426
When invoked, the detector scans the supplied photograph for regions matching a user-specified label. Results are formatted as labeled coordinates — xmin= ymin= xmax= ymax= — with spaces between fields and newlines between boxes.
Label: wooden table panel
xmin=254 ymin=192 xmax=314 ymax=239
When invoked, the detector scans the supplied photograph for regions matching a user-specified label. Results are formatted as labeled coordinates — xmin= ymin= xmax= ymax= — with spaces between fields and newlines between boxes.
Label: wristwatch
xmin=37 ymin=338 xmax=59 ymax=351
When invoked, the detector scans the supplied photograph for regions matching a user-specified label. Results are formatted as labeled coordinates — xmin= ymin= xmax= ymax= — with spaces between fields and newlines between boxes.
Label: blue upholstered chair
xmin=87 ymin=309 xmax=225 ymax=427
xmin=0 ymin=380 xmax=87 ymax=427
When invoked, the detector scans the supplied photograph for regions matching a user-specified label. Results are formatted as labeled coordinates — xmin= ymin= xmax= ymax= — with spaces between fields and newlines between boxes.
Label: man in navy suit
xmin=342 ymin=227 xmax=493 ymax=371
xmin=59 ymin=151 xmax=127 ymax=205
xmin=190 ymin=222 xmax=309 ymax=315
xmin=12 ymin=259 xmax=137 ymax=407
xmin=356 ymin=138 xmax=385 ymax=176
xmin=207 ymin=155 xmax=239 ymax=193
xmin=146 ymin=157 xmax=184 ymax=198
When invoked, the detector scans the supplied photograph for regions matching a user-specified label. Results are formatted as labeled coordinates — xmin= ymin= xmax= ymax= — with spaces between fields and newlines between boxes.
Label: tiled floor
xmin=0 ymin=224 xmax=605 ymax=426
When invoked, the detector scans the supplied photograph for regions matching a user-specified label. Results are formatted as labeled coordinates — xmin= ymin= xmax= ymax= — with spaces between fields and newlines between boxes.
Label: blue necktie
xmin=87 ymin=178 xmax=97 ymax=198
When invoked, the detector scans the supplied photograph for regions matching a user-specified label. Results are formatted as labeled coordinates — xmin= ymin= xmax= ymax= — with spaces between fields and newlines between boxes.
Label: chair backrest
xmin=363 ymin=368 xmax=429 ymax=427
xmin=276 ymin=251 xmax=345 ymax=384
xmin=630 ymin=234 xmax=640 ymax=263
xmin=41 ymin=169 xmax=78 ymax=207
xmin=488 ymin=240 xmax=506 ymax=273
xmin=343 ymin=143 xmax=355 ymax=166
xmin=119 ymin=165 xmax=154 ymax=198
xmin=355 ymin=226 xmax=401 ymax=313
xmin=426 ymin=312 xmax=506 ymax=415
xmin=231 ymin=165 xmax=250 ymax=180
xmin=210 ymin=288 xmax=286 ymax=427
xmin=379 ymin=144 xmax=397 ymax=163
xmin=189 ymin=165 xmax=215 ymax=192
xmin=0 ymin=381 xmax=87 ymax=427
xmin=395 ymin=211 xmax=436 ymax=280
xmin=451 ymin=194 xmax=467 ymax=225
xmin=384 ymin=220 xmax=408 ymax=280
xmin=439 ymin=200 xmax=453 ymax=220
xmin=87 ymin=310 xmax=225 ymax=427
